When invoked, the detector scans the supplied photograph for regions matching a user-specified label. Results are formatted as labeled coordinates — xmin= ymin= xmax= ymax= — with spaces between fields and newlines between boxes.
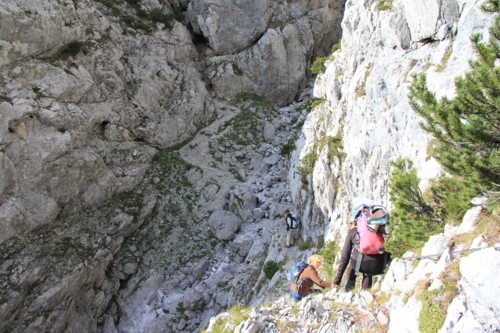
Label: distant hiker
xmin=333 ymin=204 xmax=391 ymax=292
xmin=284 ymin=209 xmax=298 ymax=247
xmin=289 ymin=254 xmax=333 ymax=302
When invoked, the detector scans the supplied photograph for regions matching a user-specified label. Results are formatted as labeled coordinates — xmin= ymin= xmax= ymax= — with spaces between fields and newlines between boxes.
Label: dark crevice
xmin=100 ymin=121 xmax=110 ymax=137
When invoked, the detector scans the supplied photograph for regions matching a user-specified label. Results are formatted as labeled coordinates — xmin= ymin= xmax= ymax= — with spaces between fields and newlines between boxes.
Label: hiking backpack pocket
xmin=287 ymin=260 xmax=308 ymax=284
xmin=351 ymin=251 xmax=391 ymax=275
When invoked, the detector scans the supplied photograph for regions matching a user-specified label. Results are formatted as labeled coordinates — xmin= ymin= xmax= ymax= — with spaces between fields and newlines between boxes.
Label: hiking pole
xmin=399 ymin=245 xmax=500 ymax=261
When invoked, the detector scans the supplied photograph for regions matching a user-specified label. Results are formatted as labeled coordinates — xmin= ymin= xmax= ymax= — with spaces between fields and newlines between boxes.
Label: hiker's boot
xmin=345 ymin=279 xmax=355 ymax=292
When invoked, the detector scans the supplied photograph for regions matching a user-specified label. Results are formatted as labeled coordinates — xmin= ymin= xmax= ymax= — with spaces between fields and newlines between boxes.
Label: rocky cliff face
xmin=203 ymin=0 xmax=499 ymax=332
xmin=0 ymin=0 xmax=345 ymax=332
xmin=280 ymin=0 xmax=499 ymax=331
xmin=1 ymin=0 xmax=343 ymax=243
xmin=204 ymin=205 xmax=500 ymax=332
xmin=0 ymin=0 xmax=498 ymax=332
xmin=291 ymin=0 xmax=494 ymax=243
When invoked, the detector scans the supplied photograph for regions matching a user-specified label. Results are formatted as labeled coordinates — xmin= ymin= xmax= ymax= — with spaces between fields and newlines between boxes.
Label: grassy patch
xmin=311 ymin=56 xmax=328 ymax=75
xmin=115 ymin=146 xmax=210 ymax=271
xmin=317 ymin=131 xmax=344 ymax=163
xmin=269 ymin=18 xmax=295 ymax=30
xmin=151 ymin=149 xmax=201 ymax=189
xmin=277 ymin=318 xmax=295 ymax=333
xmin=227 ymin=304 xmax=251 ymax=325
xmin=451 ymin=209 xmax=500 ymax=246
xmin=220 ymin=109 xmax=262 ymax=143
xmin=418 ymin=261 xmax=460 ymax=333
xmin=215 ymin=92 xmax=276 ymax=151
xmin=150 ymin=7 xmax=183 ymax=29
xmin=297 ymin=131 xmax=343 ymax=182
xmin=305 ymin=97 xmax=326 ymax=112
xmin=435 ymin=48 xmax=453 ymax=72
xmin=377 ymin=0 xmax=393 ymax=11
xmin=355 ymin=64 xmax=373 ymax=98
xmin=318 ymin=241 xmax=340 ymax=280
xmin=419 ymin=290 xmax=448 ymax=332
xmin=0 ymin=95 xmax=13 ymax=103
xmin=202 ymin=304 xmax=251 ymax=333
xmin=228 ymin=164 xmax=244 ymax=181
xmin=52 ymin=40 xmax=92 ymax=61
xmin=298 ymin=238 xmax=315 ymax=251
xmin=95 ymin=0 xmax=183 ymax=32
xmin=297 ymin=152 xmax=318 ymax=177
xmin=331 ymin=39 xmax=342 ymax=53
xmin=373 ymin=291 xmax=391 ymax=306
xmin=280 ymin=139 xmax=296 ymax=157
xmin=263 ymin=260 xmax=281 ymax=279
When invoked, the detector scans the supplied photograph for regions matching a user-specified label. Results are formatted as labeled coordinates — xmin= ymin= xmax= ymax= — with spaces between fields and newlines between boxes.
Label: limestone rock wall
xmin=0 ymin=0 xmax=345 ymax=332
xmin=195 ymin=0 xmax=344 ymax=105
xmin=0 ymin=0 xmax=210 ymax=244
xmin=290 ymin=0 xmax=494 ymax=244
xmin=0 ymin=0 xmax=343 ymax=245
xmin=204 ymin=203 xmax=500 ymax=332
xmin=6 ymin=0 xmax=494 ymax=331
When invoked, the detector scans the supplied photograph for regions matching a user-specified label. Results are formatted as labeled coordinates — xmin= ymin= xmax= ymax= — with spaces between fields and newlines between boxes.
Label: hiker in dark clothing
xmin=284 ymin=209 xmax=296 ymax=247
xmin=333 ymin=222 xmax=373 ymax=291
xmin=334 ymin=204 xmax=392 ymax=291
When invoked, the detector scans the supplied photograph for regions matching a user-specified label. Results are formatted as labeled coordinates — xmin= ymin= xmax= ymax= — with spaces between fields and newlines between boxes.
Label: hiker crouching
xmin=290 ymin=255 xmax=333 ymax=302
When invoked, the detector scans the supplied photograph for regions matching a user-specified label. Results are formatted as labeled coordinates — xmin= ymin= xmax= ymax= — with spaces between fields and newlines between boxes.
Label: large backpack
xmin=355 ymin=204 xmax=389 ymax=255
xmin=289 ymin=215 xmax=299 ymax=229
xmin=287 ymin=260 xmax=309 ymax=288
xmin=352 ymin=204 xmax=391 ymax=275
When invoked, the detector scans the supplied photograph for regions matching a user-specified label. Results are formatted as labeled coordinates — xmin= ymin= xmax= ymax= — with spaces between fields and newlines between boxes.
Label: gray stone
xmin=455 ymin=206 xmax=482 ymax=235
xmin=183 ymin=288 xmax=205 ymax=311
xmin=192 ymin=260 xmax=210 ymax=280
xmin=421 ymin=234 xmax=447 ymax=257
xmin=187 ymin=0 xmax=272 ymax=55
xmin=263 ymin=123 xmax=276 ymax=143
xmin=207 ymin=210 xmax=242 ymax=241
xmin=252 ymin=208 xmax=265 ymax=220
xmin=230 ymin=234 xmax=254 ymax=258
xmin=122 ymin=263 xmax=137 ymax=275
xmin=402 ymin=0 xmax=441 ymax=41
xmin=102 ymin=315 xmax=118 ymax=333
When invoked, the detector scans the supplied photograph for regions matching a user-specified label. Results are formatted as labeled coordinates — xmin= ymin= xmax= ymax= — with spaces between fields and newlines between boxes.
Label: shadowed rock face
xmin=0 ymin=0 xmax=343 ymax=243
xmin=0 ymin=0 xmax=344 ymax=332
xmin=3 ymin=0 xmax=493 ymax=331
xmin=194 ymin=0 xmax=345 ymax=105
xmin=187 ymin=0 xmax=274 ymax=55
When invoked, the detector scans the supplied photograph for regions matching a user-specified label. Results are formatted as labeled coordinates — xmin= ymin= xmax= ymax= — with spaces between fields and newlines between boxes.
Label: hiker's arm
xmin=333 ymin=229 xmax=354 ymax=285
xmin=309 ymin=269 xmax=333 ymax=289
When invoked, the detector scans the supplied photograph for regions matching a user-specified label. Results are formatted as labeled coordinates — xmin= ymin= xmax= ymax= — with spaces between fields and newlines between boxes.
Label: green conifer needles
xmin=408 ymin=1 xmax=500 ymax=199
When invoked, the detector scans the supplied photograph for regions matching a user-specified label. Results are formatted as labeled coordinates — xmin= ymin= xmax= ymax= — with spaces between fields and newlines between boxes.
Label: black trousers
xmin=345 ymin=264 xmax=372 ymax=290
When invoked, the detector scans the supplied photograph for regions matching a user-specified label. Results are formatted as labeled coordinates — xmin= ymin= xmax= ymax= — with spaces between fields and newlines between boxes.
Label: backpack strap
xmin=296 ymin=265 xmax=309 ymax=293
xmin=354 ymin=252 xmax=363 ymax=275
xmin=352 ymin=231 xmax=363 ymax=275
xmin=382 ymin=251 xmax=391 ymax=271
